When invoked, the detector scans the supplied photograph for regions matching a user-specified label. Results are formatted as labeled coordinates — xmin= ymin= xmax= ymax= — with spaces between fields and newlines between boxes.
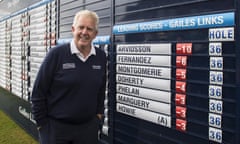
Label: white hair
xmin=73 ymin=10 xmax=99 ymax=30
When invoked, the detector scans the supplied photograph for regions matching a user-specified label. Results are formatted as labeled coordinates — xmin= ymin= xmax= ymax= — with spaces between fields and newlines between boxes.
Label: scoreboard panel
xmin=112 ymin=10 xmax=238 ymax=144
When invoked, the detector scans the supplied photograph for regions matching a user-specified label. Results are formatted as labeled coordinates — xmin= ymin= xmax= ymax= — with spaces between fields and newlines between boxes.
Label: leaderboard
xmin=114 ymin=11 xmax=236 ymax=143
xmin=116 ymin=43 xmax=172 ymax=128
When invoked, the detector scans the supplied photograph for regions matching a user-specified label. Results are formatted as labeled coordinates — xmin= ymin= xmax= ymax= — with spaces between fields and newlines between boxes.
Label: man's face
xmin=72 ymin=16 xmax=98 ymax=49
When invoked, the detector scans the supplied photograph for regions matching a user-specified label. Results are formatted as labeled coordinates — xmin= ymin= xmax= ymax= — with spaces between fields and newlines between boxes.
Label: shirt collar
xmin=70 ymin=39 xmax=96 ymax=62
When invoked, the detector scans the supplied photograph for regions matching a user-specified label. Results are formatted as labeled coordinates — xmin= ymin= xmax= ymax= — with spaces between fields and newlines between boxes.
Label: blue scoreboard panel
xmin=106 ymin=0 xmax=240 ymax=143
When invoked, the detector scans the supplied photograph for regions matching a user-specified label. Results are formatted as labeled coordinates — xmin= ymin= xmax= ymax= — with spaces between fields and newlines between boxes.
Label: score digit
xmin=209 ymin=43 xmax=222 ymax=56
xmin=209 ymin=71 xmax=223 ymax=85
xmin=209 ymin=113 xmax=222 ymax=128
xmin=209 ymin=99 xmax=223 ymax=114
xmin=210 ymin=57 xmax=223 ymax=70
xmin=209 ymin=85 xmax=222 ymax=99
xmin=209 ymin=127 xmax=222 ymax=143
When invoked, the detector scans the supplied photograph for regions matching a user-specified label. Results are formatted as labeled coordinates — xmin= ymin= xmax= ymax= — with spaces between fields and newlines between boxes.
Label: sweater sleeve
xmin=30 ymin=48 xmax=59 ymax=126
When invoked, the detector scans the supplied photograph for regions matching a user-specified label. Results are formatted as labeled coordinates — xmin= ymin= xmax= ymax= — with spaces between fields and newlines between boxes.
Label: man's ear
xmin=71 ymin=25 xmax=75 ymax=32
xmin=93 ymin=30 xmax=98 ymax=38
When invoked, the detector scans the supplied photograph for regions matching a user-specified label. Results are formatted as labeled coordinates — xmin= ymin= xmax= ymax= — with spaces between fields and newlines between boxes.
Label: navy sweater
xmin=31 ymin=43 xmax=107 ymax=126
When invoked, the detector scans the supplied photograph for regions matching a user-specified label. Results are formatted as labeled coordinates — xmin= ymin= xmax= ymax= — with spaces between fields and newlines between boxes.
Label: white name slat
xmin=116 ymin=64 xmax=171 ymax=79
xmin=117 ymin=55 xmax=171 ymax=67
xmin=117 ymin=103 xmax=171 ymax=128
xmin=117 ymin=93 xmax=171 ymax=115
xmin=117 ymin=84 xmax=171 ymax=103
xmin=116 ymin=74 xmax=171 ymax=91
xmin=116 ymin=43 xmax=171 ymax=54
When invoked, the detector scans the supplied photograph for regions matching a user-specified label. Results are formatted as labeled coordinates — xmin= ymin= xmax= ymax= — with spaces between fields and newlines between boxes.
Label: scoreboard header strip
xmin=57 ymin=35 xmax=110 ymax=45
xmin=113 ymin=12 xmax=234 ymax=34
xmin=93 ymin=35 xmax=110 ymax=44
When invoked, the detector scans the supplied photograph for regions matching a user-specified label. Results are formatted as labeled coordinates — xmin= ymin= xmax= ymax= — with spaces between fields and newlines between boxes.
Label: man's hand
xmin=97 ymin=114 xmax=103 ymax=120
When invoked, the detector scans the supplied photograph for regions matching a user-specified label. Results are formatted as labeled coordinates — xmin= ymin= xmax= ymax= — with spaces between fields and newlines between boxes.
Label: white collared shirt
xmin=70 ymin=40 xmax=96 ymax=62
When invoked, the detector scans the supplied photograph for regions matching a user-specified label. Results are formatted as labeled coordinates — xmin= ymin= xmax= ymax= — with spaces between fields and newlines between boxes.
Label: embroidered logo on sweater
xmin=92 ymin=65 xmax=101 ymax=70
xmin=62 ymin=63 xmax=76 ymax=69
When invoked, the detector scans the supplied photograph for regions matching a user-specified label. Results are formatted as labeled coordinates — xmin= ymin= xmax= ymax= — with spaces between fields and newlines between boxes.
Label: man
xmin=31 ymin=10 xmax=107 ymax=144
